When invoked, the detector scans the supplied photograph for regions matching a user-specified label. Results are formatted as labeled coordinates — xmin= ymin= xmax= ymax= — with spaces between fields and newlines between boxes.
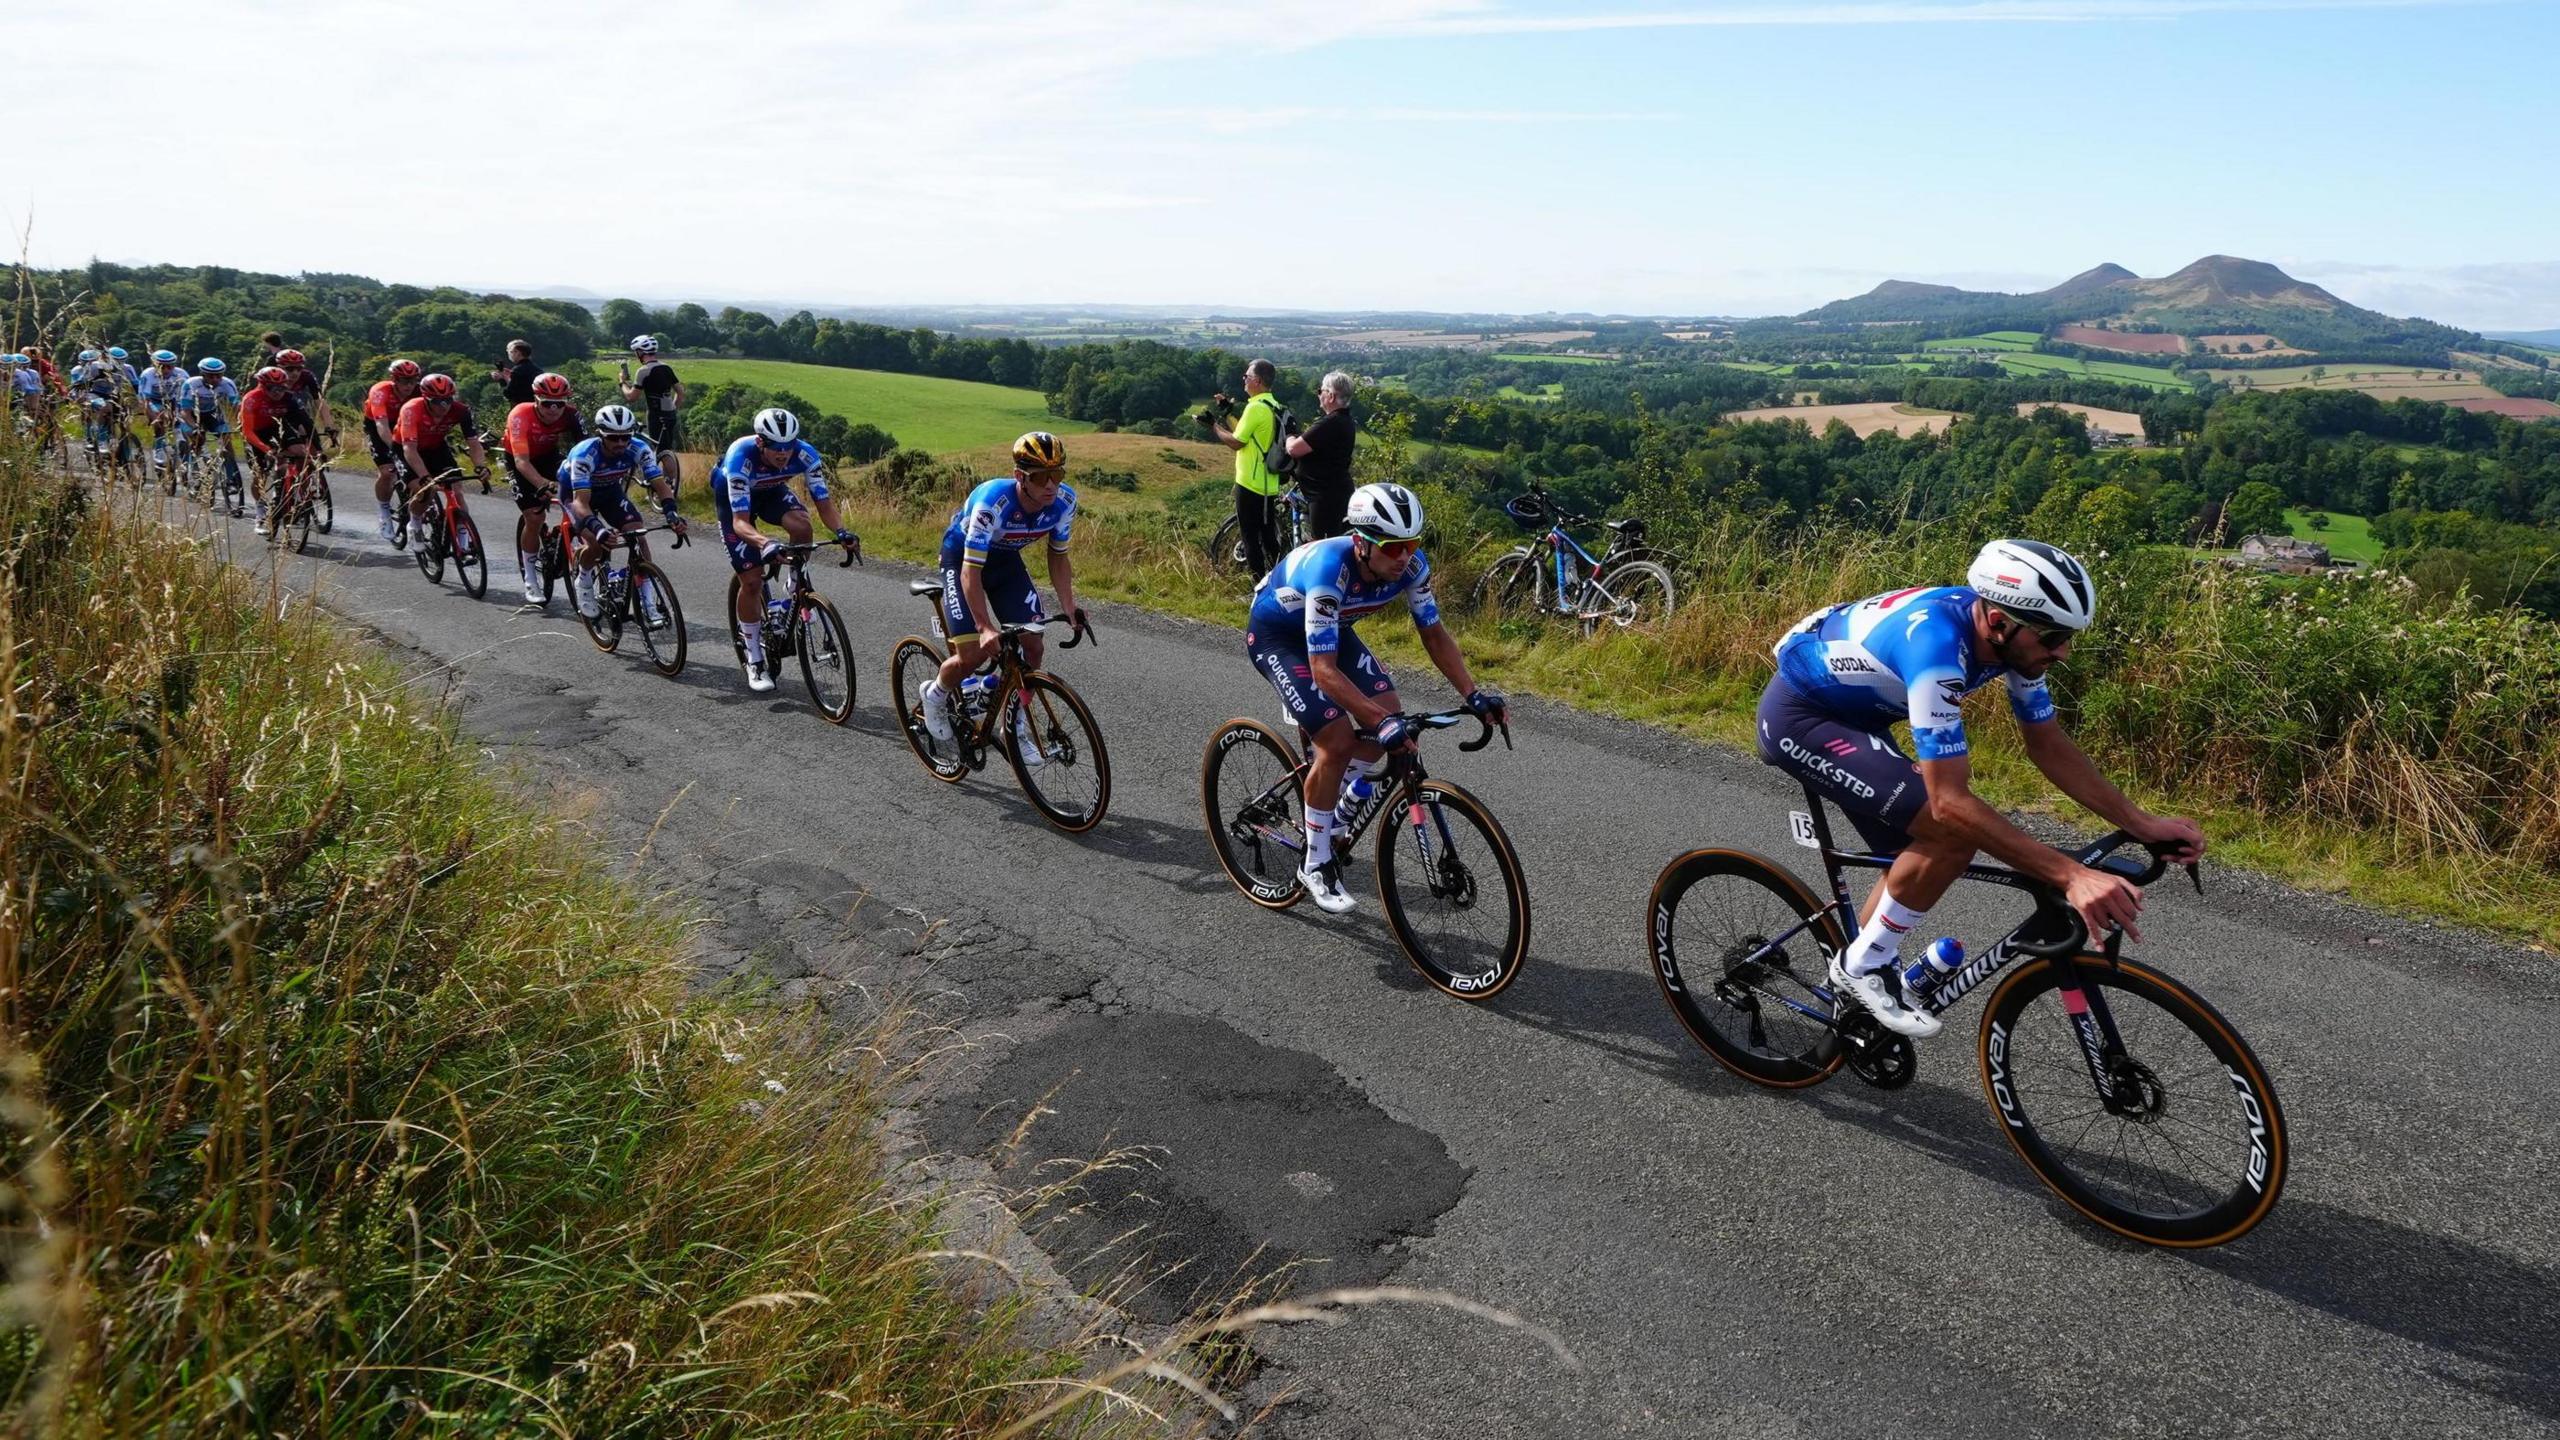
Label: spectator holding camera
xmin=1202 ymin=357 xmax=1291 ymax=580
xmin=1287 ymin=370 xmax=1357 ymax=539
xmin=492 ymin=339 xmax=538 ymax=405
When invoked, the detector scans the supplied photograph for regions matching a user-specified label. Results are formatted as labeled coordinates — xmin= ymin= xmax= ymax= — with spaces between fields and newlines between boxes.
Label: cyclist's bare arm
xmin=2018 ymin=720 xmax=2205 ymax=860
xmin=464 ymin=433 xmax=491 ymax=471
xmin=1415 ymin=619 xmax=1482 ymax=704
xmin=1046 ymin=549 xmax=1078 ymax=620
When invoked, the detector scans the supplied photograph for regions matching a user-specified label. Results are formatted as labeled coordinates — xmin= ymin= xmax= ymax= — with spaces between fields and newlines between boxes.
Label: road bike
xmin=889 ymin=591 xmax=1109 ymax=833
xmin=1645 ymin=784 xmax=2288 ymax=1248
xmin=172 ymin=423 xmax=244 ymax=513
xmin=412 ymin=468 xmax=491 ymax=599
xmin=725 ymin=537 xmax=861 ymax=722
xmin=266 ymin=450 xmax=327 ymax=553
xmin=1470 ymin=480 xmax=1675 ymax=633
xmin=82 ymin=397 xmax=144 ymax=486
xmin=1201 ymin=707 xmax=1528 ymax=1001
xmin=1207 ymin=481 xmax=1312 ymax=576
xmin=540 ymin=516 xmax=689 ymax=677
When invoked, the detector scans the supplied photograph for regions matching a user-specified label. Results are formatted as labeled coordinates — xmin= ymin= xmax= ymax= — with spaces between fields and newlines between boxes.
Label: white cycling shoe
xmin=1829 ymin=953 xmax=1942 ymax=1038
xmin=1009 ymin=703 xmax=1043 ymax=768
xmin=1298 ymin=858 xmax=1357 ymax=915
xmin=574 ymin=571 xmax=601 ymax=619
xmin=744 ymin=656 xmax=777 ymax=693
xmin=919 ymin=680 xmax=956 ymax=743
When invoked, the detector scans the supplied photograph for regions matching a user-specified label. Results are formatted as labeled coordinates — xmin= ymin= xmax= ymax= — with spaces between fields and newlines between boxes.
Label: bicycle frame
xmin=1229 ymin=712 xmax=1497 ymax=867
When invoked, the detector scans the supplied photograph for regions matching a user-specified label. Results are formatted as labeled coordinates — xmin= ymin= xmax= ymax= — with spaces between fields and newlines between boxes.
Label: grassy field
xmin=2289 ymin=507 xmax=2384 ymax=563
xmin=596 ymin=356 xmax=1091 ymax=453
xmin=1492 ymin=351 xmax=1609 ymax=365
xmin=1995 ymin=352 xmax=2194 ymax=391
xmin=1496 ymin=382 xmax=1565 ymax=402
xmin=1922 ymin=332 xmax=2039 ymax=352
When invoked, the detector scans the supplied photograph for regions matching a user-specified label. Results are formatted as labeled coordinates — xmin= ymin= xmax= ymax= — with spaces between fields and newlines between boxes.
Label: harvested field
xmin=2451 ymin=396 xmax=2560 ymax=422
xmin=2204 ymin=365 xmax=2500 ymax=403
xmin=1725 ymin=401 xmax=1955 ymax=438
xmin=2454 ymin=349 xmax=2540 ymax=371
xmin=2055 ymin=324 xmax=2186 ymax=355
xmin=2014 ymin=401 xmax=2149 ymax=441
xmin=1328 ymin=327 xmax=1594 ymax=349
xmin=2199 ymin=333 xmax=2313 ymax=358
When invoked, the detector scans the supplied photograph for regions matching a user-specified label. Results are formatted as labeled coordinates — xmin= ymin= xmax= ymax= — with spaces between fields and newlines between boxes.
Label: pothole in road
xmin=927 ymin=1011 xmax=1467 ymax=1324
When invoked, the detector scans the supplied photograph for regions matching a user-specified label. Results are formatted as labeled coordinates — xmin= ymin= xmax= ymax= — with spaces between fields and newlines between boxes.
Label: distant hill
xmin=1784 ymin=255 xmax=2480 ymax=363
xmin=2488 ymin=328 xmax=2560 ymax=348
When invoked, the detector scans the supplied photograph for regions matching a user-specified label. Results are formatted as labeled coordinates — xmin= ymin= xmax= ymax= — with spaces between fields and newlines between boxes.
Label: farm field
xmin=2286 ymin=508 xmax=2382 ymax=564
xmin=1332 ymin=328 xmax=1594 ymax=349
xmin=1491 ymin=351 xmax=1609 ymax=364
xmin=2013 ymin=401 xmax=2149 ymax=441
xmin=1922 ymin=332 xmax=2038 ymax=352
xmin=589 ymin=357 xmax=1088 ymax=453
xmin=1995 ymin=352 xmax=2192 ymax=390
xmin=2204 ymin=364 xmax=2500 ymax=403
xmin=1724 ymin=401 xmax=1956 ymax=438
xmin=904 ymin=431 xmax=1233 ymax=518
xmin=1496 ymin=383 xmax=1565 ymax=402
xmin=2199 ymin=333 xmax=2314 ymax=358
xmin=2453 ymin=396 xmax=2560 ymax=422
xmin=2054 ymin=324 xmax=2187 ymax=355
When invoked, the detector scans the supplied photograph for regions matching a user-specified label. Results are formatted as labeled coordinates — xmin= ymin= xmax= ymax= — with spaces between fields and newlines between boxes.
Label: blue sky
xmin=7 ymin=0 xmax=2556 ymax=325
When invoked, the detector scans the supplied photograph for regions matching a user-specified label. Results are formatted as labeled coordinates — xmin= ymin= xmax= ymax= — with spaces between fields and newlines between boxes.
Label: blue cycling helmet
xmin=79 ymin=349 xmax=100 ymax=362
xmin=197 ymin=357 xmax=227 ymax=374
xmin=151 ymin=349 xmax=178 ymax=364
xmin=107 ymin=347 xmax=129 ymax=360
xmin=2 ymin=353 xmax=26 ymax=366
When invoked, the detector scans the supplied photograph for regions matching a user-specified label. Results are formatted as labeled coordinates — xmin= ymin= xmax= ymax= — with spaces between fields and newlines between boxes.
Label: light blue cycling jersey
xmin=713 ymin=435 xmax=830 ymax=512
xmin=8 ymin=369 xmax=39 ymax=397
xmin=1247 ymin=536 xmax=1440 ymax=655
xmin=71 ymin=360 xmax=131 ymax=396
xmin=137 ymin=365 xmax=188 ymax=405
xmin=561 ymin=435 xmax=665 ymax=494
xmin=1772 ymin=585 xmax=2053 ymax=761
xmin=940 ymin=476 xmax=1076 ymax=567
xmin=177 ymin=376 xmax=239 ymax=413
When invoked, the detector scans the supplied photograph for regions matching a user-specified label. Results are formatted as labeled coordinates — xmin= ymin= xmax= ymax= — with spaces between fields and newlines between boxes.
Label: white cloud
xmin=1383 ymin=0 xmax=2484 ymax=33
xmin=2284 ymin=260 xmax=2560 ymax=331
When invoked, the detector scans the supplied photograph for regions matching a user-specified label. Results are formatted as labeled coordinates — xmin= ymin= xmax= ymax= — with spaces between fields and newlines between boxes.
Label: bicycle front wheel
xmin=1200 ymin=718 xmax=1306 ymax=909
xmin=1207 ymin=514 xmax=1247 ymax=575
xmin=1979 ymin=956 xmax=2287 ymax=1247
xmin=795 ymin=596 xmax=856 ymax=723
xmin=1647 ymin=848 xmax=1848 ymax=1087
xmin=450 ymin=510 xmax=488 ymax=598
xmin=1003 ymin=672 xmax=1109 ymax=833
xmin=312 ymin=473 xmax=334 ymax=534
xmin=1469 ymin=548 xmax=1545 ymax=620
xmin=633 ymin=563 xmax=686 ymax=677
xmin=1375 ymin=778 xmax=1530 ymax=1001
xmin=584 ymin=569 xmax=627 ymax=653
xmin=287 ymin=487 xmax=314 ymax=552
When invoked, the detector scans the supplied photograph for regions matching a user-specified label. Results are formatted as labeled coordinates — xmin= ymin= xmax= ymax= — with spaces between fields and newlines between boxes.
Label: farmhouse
xmin=2238 ymin=534 xmax=2332 ymax=571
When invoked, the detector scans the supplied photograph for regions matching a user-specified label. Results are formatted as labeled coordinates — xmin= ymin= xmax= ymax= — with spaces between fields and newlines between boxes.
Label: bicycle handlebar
xmin=1366 ymin=707 xmax=1510 ymax=754
xmin=762 ymin=536 xmax=863 ymax=568
xmin=1058 ymin=607 xmax=1097 ymax=649
xmin=2014 ymin=834 xmax=2204 ymax=957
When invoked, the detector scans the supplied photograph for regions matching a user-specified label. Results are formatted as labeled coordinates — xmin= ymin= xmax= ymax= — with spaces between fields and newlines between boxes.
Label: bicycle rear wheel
xmin=633 ymin=563 xmax=686 ymax=677
xmin=1003 ymin=672 xmax=1109 ymax=832
xmin=1375 ymin=778 xmax=1529 ymax=1001
xmin=1207 ymin=514 xmax=1247 ymax=575
xmin=1200 ymin=718 xmax=1307 ymax=909
xmin=1647 ymin=848 xmax=1849 ymax=1087
xmin=1584 ymin=558 xmax=1675 ymax=633
xmin=795 ymin=596 xmax=856 ymax=723
xmin=312 ymin=473 xmax=334 ymax=534
xmin=450 ymin=510 xmax=488 ymax=598
xmin=1979 ymin=957 xmax=2287 ymax=1247
xmin=890 ymin=637 xmax=968 ymax=781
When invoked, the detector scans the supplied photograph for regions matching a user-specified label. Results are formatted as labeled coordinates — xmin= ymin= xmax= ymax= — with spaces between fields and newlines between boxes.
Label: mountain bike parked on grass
xmin=412 ymin=468 xmax=490 ymax=599
xmin=1201 ymin=707 xmax=1528 ymax=1001
xmin=889 ymin=588 xmax=1109 ymax=833
xmin=1207 ymin=480 xmax=1312 ymax=576
xmin=539 ymin=517 xmax=689 ymax=677
xmin=1470 ymin=480 xmax=1675 ymax=633
xmin=1645 ymin=784 xmax=2287 ymax=1248
xmin=725 ymin=538 xmax=861 ymax=722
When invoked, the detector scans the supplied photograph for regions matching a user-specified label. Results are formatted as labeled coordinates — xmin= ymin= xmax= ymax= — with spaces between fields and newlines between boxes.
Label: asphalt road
xmin=189 ymin=474 xmax=2558 ymax=1439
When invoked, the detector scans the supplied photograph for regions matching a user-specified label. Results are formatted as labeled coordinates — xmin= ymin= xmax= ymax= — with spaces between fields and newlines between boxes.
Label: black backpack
xmin=1252 ymin=394 xmax=1297 ymax=478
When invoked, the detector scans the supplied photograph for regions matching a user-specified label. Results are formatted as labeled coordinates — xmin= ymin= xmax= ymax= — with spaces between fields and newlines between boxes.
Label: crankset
xmin=1837 ymin=1012 xmax=1917 ymax=1090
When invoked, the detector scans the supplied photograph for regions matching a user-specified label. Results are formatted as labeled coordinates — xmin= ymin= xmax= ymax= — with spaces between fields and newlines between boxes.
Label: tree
xmin=600 ymin=298 xmax=649 ymax=345
xmin=2305 ymin=509 xmax=2331 ymax=532
xmin=2224 ymin=481 xmax=2288 ymax=540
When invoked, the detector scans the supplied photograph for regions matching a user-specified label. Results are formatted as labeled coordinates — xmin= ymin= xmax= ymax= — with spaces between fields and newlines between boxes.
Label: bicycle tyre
xmin=287 ymin=482 xmax=314 ymax=553
xmin=1208 ymin=514 xmax=1246 ymax=575
xmin=796 ymin=595 xmax=856 ymax=724
xmin=1469 ymin=547 xmax=1545 ymax=619
xmin=583 ymin=568 xmax=626 ymax=652
xmin=1978 ymin=956 xmax=2287 ymax=1248
xmin=1200 ymin=718 xmax=1307 ymax=909
xmin=633 ymin=563 xmax=686 ymax=677
xmin=450 ymin=510 xmax=488 ymax=598
xmin=312 ymin=473 xmax=334 ymax=534
xmin=1584 ymin=558 xmax=1676 ymax=634
xmin=415 ymin=519 xmax=446 ymax=583
xmin=890 ymin=637 xmax=968 ymax=782
xmin=1374 ymin=777 xmax=1530 ymax=1001
xmin=1003 ymin=672 xmax=1110 ymax=833
xmin=1647 ymin=848 xmax=1849 ymax=1088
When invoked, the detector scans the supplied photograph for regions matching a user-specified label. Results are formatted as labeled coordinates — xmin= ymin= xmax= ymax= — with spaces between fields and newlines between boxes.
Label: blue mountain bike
xmin=1470 ymin=480 xmax=1675 ymax=633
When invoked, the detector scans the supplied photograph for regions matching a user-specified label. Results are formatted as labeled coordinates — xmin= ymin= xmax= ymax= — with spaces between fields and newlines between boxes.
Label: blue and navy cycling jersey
xmin=561 ymin=435 xmax=665 ymax=496
xmin=1247 ymin=536 xmax=1441 ymax=656
xmin=70 ymin=360 xmax=127 ymax=396
xmin=940 ymin=477 xmax=1076 ymax=567
xmin=1772 ymin=585 xmax=2053 ymax=761
xmin=713 ymin=435 xmax=829 ymax=513
xmin=137 ymin=366 xmax=188 ymax=406
xmin=177 ymin=376 xmax=238 ymax=413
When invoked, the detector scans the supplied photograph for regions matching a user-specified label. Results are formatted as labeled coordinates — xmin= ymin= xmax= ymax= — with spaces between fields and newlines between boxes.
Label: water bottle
xmin=959 ymin=672 xmax=994 ymax=719
xmin=763 ymin=592 xmax=789 ymax=631
xmin=1902 ymin=937 xmax=1964 ymax=997
xmin=1337 ymin=768 xmax=1377 ymax=822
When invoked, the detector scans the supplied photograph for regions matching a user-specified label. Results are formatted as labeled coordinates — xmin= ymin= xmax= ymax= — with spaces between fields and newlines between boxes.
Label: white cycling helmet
xmin=1345 ymin=482 xmax=1424 ymax=542
xmin=1968 ymin=538 xmax=2096 ymax=632
xmin=630 ymin=334 xmax=659 ymax=354
xmin=752 ymin=407 xmax=800 ymax=445
xmin=593 ymin=404 xmax=639 ymax=435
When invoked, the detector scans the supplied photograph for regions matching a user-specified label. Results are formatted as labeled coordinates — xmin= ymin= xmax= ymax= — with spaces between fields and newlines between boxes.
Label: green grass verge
xmin=2287 ymin=507 xmax=2383 ymax=564
xmin=594 ymin=356 xmax=1093 ymax=453
xmin=2 ymin=448 xmax=1120 ymax=1435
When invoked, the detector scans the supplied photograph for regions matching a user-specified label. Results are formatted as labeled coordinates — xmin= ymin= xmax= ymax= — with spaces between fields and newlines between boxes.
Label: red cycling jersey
xmin=504 ymin=400 xmax=582 ymax=463
xmin=364 ymin=379 xmax=416 ymax=425
xmin=238 ymin=386 xmax=310 ymax=452
xmin=396 ymin=394 xmax=473 ymax=448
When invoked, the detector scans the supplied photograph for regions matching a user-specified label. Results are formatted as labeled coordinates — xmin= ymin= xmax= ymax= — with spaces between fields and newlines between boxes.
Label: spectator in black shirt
xmin=492 ymin=340 xmax=537 ymax=405
xmin=1286 ymin=370 xmax=1358 ymax=539
xmin=618 ymin=335 xmax=688 ymax=491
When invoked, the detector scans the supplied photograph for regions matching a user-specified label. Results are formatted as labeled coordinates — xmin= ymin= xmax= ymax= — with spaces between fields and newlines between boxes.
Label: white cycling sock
xmin=742 ymin=625 xmax=766 ymax=665
xmin=1846 ymin=889 xmax=1927 ymax=977
xmin=1304 ymin=806 xmax=1337 ymax=869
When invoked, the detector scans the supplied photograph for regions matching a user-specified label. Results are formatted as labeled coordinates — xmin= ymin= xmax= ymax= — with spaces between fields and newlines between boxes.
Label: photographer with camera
xmin=1286 ymin=370 xmax=1357 ymax=539
xmin=1200 ymin=357 xmax=1292 ymax=583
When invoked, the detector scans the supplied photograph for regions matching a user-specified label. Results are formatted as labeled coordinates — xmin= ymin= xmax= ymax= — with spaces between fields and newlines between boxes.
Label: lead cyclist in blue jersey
xmin=917 ymin=431 xmax=1086 ymax=759
xmin=714 ymin=407 xmax=858 ymax=692
xmin=1760 ymin=538 xmax=2203 ymax=1038
xmin=1246 ymin=482 xmax=1506 ymax=914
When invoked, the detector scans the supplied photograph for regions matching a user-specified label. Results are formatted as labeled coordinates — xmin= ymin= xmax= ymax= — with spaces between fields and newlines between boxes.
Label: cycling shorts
xmin=577 ymin=483 xmax=645 ymax=534
xmin=411 ymin=442 xmax=458 ymax=483
xmin=511 ymin=471 xmax=558 ymax=514
xmin=1247 ymin=627 xmax=1393 ymax=732
xmin=934 ymin=546 xmax=1041 ymax=640
xmin=364 ymin=419 xmax=398 ymax=466
xmin=644 ymin=410 xmax=683 ymax=450
xmin=1755 ymin=675 xmax=1926 ymax=854
xmin=178 ymin=408 xmax=231 ymax=436
xmin=715 ymin=485 xmax=805 ymax=573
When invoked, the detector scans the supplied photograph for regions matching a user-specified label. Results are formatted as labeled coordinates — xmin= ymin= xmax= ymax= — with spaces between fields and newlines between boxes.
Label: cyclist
xmin=239 ymin=366 xmax=318 ymax=535
xmin=397 ymin=374 xmax=494 ymax=543
xmin=713 ymin=407 xmax=857 ymax=693
xmin=502 ymin=371 xmax=585 ymax=605
xmin=917 ymin=431 xmax=1084 ymax=763
xmin=1759 ymin=538 xmax=2205 ymax=1039
xmin=1244 ymin=481 xmax=1506 ymax=914
xmin=68 ymin=348 xmax=126 ymax=456
xmin=4 ymin=353 xmax=40 ymax=407
xmin=136 ymin=350 xmax=189 ymax=465
xmin=175 ymin=358 xmax=245 ymax=500
xmin=617 ymin=335 xmax=687 ymax=492
xmin=363 ymin=359 xmax=425 ymax=539
xmin=559 ymin=404 xmax=684 ymax=620
xmin=272 ymin=348 xmax=335 ymax=436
